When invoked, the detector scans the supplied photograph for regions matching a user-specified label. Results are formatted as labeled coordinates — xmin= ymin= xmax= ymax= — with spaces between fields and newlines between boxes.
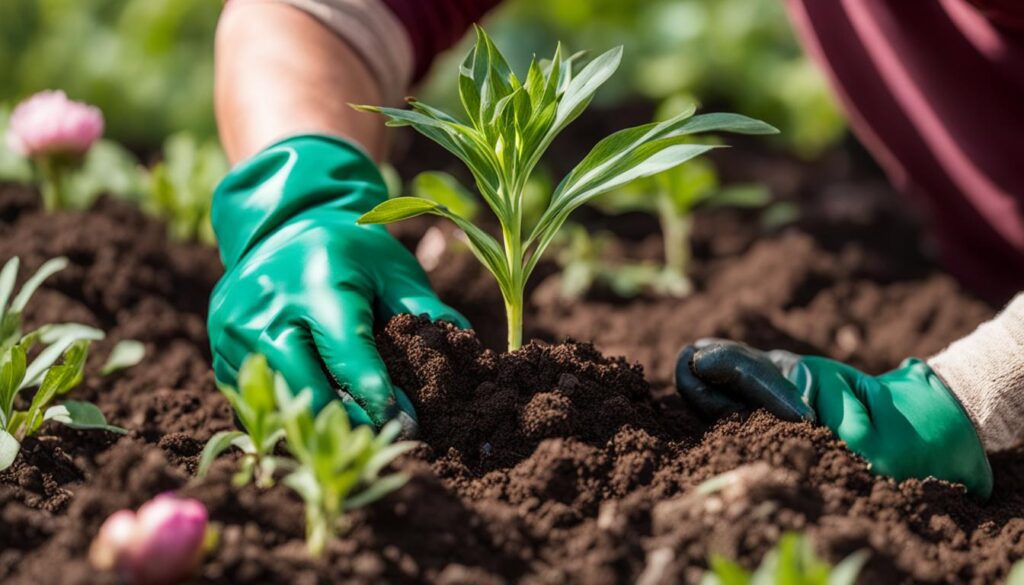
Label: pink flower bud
xmin=89 ymin=494 xmax=208 ymax=585
xmin=6 ymin=90 xmax=104 ymax=159
xmin=89 ymin=509 xmax=138 ymax=572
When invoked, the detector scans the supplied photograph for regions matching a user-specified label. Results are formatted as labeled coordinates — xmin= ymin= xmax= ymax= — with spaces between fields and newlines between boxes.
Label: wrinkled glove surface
xmin=676 ymin=339 xmax=993 ymax=497
xmin=209 ymin=134 xmax=468 ymax=435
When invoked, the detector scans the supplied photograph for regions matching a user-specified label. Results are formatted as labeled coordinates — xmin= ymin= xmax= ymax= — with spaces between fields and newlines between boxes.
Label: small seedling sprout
xmin=0 ymin=257 xmax=125 ymax=471
xmin=275 ymin=376 xmax=416 ymax=557
xmin=198 ymin=354 xmax=289 ymax=488
xmin=355 ymin=27 xmax=777 ymax=350
xmin=702 ymin=533 xmax=867 ymax=585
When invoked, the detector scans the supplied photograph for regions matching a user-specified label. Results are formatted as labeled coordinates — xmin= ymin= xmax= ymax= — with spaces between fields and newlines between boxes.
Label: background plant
xmin=0 ymin=0 xmax=841 ymax=159
xmin=276 ymin=385 xmax=416 ymax=557
xmin=552 ymin=224 xmax=668 ymax=300
xmin=198 ymin=354 xmax=288 ymax=488
xmin=0 ymin=257 xmax=125 ymax=470
xmin=590 ymin=154 xmax=770 ymax=298
xmin=356 ymin=27 xmax=777 ymax=350
xmin=144 ymin=132 xmax=227 ymax=244
xmin=702 ymin=533 xmax=867 ymax=585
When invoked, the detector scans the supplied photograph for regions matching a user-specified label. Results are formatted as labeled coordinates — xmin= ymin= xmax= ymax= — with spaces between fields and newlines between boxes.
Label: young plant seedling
xmin=198 ymin=354 xmax=289 ymax=488
xmin=593 ymin=155 xmax=770 ymax=297
xmin=553 ymin=223 xmax=665 ymax=300
xmin=276 ymin=381 xmax=416 ymax=557
xmin=702 ymin=533 xmax=867 ymax=585
xmin=0 ymin=257 xmax=124 ymax=470
xmin=145 ymin=132 xmax=228 ymax=244
xmin=355 ymin=27 xmax=777 ymax=350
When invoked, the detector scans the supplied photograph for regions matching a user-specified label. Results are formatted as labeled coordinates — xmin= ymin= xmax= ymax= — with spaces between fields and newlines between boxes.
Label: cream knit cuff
xmin=928 ymin=293 xmax=1024 ymax=453
xmin=269 ymin=0 xmax=414 ymax=106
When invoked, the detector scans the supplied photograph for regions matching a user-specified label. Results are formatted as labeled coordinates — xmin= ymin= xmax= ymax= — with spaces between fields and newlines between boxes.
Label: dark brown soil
xmin=1 ymin=159 xmax=1022 ymax=585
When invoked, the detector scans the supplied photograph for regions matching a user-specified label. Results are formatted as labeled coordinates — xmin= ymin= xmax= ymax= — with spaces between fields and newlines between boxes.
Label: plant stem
xmin=501 ymin=189 xmax=525 ymax=352
xmin=35 ymin=158 xmax=66 ymax=211
xmin=657 ymin=192 xmax=691 ymax=277
xmin=306 ymin=507 xmax=328 ymax=558
xmin=505 ymin=291 xmax=523 ymax=351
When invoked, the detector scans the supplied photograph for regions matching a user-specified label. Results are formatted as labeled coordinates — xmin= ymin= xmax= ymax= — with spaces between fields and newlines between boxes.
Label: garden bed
xmin=1 ymin=159 xmax=1022 ymax=584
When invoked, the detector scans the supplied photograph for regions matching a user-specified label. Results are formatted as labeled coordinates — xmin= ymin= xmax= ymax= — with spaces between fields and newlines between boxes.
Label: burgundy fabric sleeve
xmin=381 ymin=0 xmax=503 ymax=82
xmin=786 ymin=0 xmax=1024 ymax=302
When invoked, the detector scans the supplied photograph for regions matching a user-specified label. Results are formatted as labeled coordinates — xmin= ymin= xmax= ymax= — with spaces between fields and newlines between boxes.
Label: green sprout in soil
xmin=145 ymin=132 xmax=228 ymax=245
xmin=355 ymin=27 xmax=777 ymax=351
xmin=702 ymin=533 xmax=868 ymax=585
xmin=198 ymin=354 xmax=289 ymax=489
xmin=591 ymin=153 xmax=770 ymax=298
xmin=0 ymin=257 xmax=126 ymax=471
xmin=275 ymin=378 xmax=416 ymax=557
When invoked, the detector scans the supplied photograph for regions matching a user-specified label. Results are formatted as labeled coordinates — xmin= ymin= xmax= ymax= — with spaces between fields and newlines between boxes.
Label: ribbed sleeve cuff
xmin=928 ymin=293 xmax=1024 ymax=453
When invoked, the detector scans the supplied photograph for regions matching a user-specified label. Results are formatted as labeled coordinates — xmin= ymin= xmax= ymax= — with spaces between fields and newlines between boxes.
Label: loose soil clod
xmin=1 ymin=180 xmax=1023 ymax=584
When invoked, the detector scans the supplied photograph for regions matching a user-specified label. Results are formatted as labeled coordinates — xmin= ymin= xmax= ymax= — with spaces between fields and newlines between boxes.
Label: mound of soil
xmin=1 ymin=168 xmax=1022 ymax=585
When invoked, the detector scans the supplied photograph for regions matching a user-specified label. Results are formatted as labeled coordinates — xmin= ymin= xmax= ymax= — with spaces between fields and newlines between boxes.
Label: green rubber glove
xmin=208 ymin=134 xmax=469 ymax=435
xmin=676 ymin=339 xmax=993 ymax=498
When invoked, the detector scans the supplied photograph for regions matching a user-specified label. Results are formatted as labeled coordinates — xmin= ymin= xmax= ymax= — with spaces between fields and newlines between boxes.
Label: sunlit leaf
xmin=101 ymin=339 xmax=146 ymax=375
xmin=43 ymin=400 xmax=126 ymax=434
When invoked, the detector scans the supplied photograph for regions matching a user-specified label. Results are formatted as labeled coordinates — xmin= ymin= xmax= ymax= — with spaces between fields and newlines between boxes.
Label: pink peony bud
xmin=89 ymin=494 xmax=208 ymax=585
xmin=89 ymin=509 xmax=138 ymax=572
xmin=6 ymin=90 xmax=104 ymax=159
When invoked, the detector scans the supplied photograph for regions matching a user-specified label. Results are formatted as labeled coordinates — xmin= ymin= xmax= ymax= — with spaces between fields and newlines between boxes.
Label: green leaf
xmin=101 ymin=339 xmax=146 ymax=375
xmin=344 ymin=472 xmax=410 ymax=511
xmin=358 ymin=198 xmax=513 ymax=299
xmin=24 ymin=324 xmax=103 ymax=388
xmin=706 ymin=555 xmax=751 ymax=585
xmin=827 ymin=551 xmax=869 ymax=585
xmin=0 ymin=343 xmax=27 ymax=428
xmin=1008 ymin=561 xmax=1024 ymax=585
xmin=43 ymin=400 xmax=127 ymax=434
xmin=197 ymin=430 xmax=246 ymax=478
xmin=673 ymin=112 xmax=779 ymax=136
xmin=357 ymin=197 xmax=443 ymax=225
xmin=237 ymin=354 xmax=277 ymax=429
xmin=10 ymin=257 xmax=68 ymax=313
xmin=0 ymin=429 xmax=18 ymax=471
xmin=552 ymin=46 xmax=623 ymax=135
xmin=283 ymin=466 xmax=323 ymax=505
xmin=0 ymin=257 xmax=20 ymax=319
xmin=704 ymin=185 xmax=772 ymax=209
xmin=411 ymin=172 xmax=481 ymax=220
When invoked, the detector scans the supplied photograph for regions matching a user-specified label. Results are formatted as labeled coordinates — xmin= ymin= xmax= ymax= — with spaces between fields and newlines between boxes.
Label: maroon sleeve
xmin=786 ymin=0 xmax=1024 ymax=303
xmin=967 ymin=0 xmax=1024 ymax=31
xmin=382 ymin=0 xmax=503 ymax=82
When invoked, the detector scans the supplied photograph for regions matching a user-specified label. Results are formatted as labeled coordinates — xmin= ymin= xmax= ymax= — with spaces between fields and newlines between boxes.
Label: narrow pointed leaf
xmin=412 ymin=172 xmax=480 ymax=220
xmin=101 ymin=339 xmax=146 ymax=375
xmin=10 ymin=257 xmax=67 ymax=313
xmin=43 ymin=400 xmax=127 ymax=434
xmin=197 ymin=430 xmax=246 ymax=477
xmin=344 ymin=472 xmax=410 ymax=511
xmin=0 ymin=430 xmax=18 ymax=470
xmin=358 ymin=197 xmax=444 ymax=225
xmin=0 ymin=257 xmax=19 ymax=319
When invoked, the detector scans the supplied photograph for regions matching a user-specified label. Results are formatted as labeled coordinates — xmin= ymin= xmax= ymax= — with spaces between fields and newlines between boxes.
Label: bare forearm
xmin=215 ymin=0 xmax=387 ymax=164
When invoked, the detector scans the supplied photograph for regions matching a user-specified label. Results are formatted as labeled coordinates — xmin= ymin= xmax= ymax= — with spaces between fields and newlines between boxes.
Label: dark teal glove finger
xmin=256 ymin=325 xmax=375 ymax=428
xmin=305 ymin=287 xmax=417 ymax=435
xmin=674 ymin=344 xmax=745 ymax=419
xmin=686 ymin=340 xmax=816 ymax=422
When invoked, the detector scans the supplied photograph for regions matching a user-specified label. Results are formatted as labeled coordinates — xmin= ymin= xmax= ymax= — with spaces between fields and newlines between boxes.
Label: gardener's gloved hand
xmin=208 ymin=134 xmax=468 ymax=436
xmin=675 ymin=339 xmax=993 ymax=497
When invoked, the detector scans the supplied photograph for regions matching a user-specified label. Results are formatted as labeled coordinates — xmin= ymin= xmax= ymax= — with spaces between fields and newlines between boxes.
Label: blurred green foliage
xmin=0 ymin=0 xmax=219 ymax=149
xmin=0 ymin=0 xmax=843 ymax=158
xmin=702 ymin=533 xmax=867 ymax=585
xmin=145 ymin=132 xmax=227 ymax=244
xmin=423 ymin=0 xmax=846 ymax=157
